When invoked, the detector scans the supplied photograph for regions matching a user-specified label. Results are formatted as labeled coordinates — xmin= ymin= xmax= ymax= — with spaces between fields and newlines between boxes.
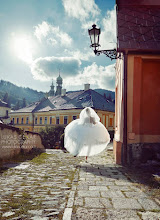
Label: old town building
xmin=114 ymin=0 xmax=160 ymax=164
xmin=10 ymin=76 xmax=115 ymax=133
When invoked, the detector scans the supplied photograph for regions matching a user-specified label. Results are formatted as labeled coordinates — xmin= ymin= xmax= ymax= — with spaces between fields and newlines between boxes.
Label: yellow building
xmin=9 ymin=84 xmax=115 ymax=133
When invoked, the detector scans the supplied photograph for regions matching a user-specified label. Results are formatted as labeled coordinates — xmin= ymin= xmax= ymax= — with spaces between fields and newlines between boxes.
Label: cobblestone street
xmin=0 ymin=147 xmax=160 ymax=220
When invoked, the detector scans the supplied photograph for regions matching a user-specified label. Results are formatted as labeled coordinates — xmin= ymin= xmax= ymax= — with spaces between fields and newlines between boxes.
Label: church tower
xmin=48 ymin=80 xmax=55 ymax=96
xmin=55 ymin=73 xmax=63 ymax=95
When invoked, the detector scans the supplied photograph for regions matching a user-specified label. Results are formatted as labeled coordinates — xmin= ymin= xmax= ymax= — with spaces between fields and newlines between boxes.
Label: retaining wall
xmin=0 ymin=124 xmax=45 ymax=161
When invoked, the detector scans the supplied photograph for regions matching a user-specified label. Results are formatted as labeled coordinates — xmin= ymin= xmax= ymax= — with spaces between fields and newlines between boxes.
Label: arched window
xmin=44 ymin=117 xmax=47 ymax=124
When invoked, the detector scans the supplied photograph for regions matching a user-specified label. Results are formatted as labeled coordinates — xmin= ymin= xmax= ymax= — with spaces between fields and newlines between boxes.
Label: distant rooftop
xmin=11 ymin=89 xmax=115 ymax=113
xmin=0 ymin=99 xmax=9 ymax=108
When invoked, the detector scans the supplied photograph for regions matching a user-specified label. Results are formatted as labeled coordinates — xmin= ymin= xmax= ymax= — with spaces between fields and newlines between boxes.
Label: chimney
xmin=61 ymin=89 xmax=66 ymax=96
xmin=84 ymin=84 xmax=90 ymax=91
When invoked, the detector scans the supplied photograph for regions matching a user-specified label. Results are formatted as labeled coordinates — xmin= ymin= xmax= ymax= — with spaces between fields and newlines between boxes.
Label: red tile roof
xmin=116 ymin=1 xmax=160 ymax=51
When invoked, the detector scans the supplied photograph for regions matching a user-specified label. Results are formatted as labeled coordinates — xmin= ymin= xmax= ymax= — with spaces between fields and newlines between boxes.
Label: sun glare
xmin=12 ymin=35 xmax=33 ymax=64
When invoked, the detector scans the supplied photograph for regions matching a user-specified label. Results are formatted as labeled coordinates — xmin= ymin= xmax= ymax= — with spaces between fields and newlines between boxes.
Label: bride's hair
xmin=86 ymin=107 xmax=90 ymax=115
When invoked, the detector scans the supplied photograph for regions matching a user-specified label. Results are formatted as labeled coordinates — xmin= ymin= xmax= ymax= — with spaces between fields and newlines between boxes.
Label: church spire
xmin=55 ymin=71 xmax=63 ymax=95
xmin=48 ymin=79 xmax=55 ymax=96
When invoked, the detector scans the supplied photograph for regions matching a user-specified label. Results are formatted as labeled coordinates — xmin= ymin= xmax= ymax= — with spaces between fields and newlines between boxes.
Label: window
xmin=40 ymin=117 xmax=42 ymax=124
xmin=35 ymin=117 xmax=37 ymax=124
xmin=73 ymin=116 xmax=77 ymax=120
xmin=21 ymin=118 xmax=24 ymax=124
xmin=6 ymin=110 xmax=8 ymax=117
xmin=64 ymin=116 xmax=68 ymax=125
xmin=44 ymin=117 xmax=47 ymax=124
xmin=26 ymin=117 xmax=29 ymax=124
xmin=56 ymin=116 xmax=59 ymax=124
xmin=50 ymin=117 xmax=52 ymax=124
xmin=12 ymin=118 xmax=15 ymax=124
xmin=106 ymin=116 xmax=108 ymax=127
xmin=17 ymin=118 xmax=19 ymax=124
xmin=109 ymin=118 xmax=113 ymax=126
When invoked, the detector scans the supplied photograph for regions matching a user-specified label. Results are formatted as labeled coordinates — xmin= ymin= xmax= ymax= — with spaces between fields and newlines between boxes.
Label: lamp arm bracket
xmin=94 ymin=49 xmax=121 ymax=60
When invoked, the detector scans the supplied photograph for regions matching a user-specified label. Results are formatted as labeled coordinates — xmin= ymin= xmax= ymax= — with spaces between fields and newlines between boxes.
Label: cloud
xmin=100 ymin=6 xmax=116 ymax=49
xmin=65 ymin=48 xmax=94 ymax=61
xmin=62 ymin=0 xmax=100 ymax=21
xmin=34 ymin=21 xmax=72 ymax=47
xmin=31 ymin=56 xmax=81 ymax=81
xmin=65 ymin=63 xmax=115 ymax=91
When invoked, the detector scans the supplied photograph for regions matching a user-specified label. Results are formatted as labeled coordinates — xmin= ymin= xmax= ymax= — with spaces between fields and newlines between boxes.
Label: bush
xmin=39 ymin=125 xmax=64 ymax=149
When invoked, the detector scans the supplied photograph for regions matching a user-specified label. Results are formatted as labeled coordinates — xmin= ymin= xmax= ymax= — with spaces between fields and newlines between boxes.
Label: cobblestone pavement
xmin=0 ymin=147 xmax=160 ymax=220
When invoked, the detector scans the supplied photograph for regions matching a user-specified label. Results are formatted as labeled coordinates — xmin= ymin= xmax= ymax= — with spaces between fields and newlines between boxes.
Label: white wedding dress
xmin=64 ymin=107 xmax=110 ymax=156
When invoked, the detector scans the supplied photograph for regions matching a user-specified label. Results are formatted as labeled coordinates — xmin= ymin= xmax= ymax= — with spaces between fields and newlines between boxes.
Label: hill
xmin=0 ymin=80 xmax=45 ymax=108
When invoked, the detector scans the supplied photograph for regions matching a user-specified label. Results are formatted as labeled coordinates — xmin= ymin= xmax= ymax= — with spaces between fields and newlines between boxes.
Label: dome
xmin=56 ymin=74 xmax=63 ymax=83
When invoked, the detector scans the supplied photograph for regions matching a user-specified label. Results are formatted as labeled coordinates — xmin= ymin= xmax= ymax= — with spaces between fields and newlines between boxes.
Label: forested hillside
xmin=0 ymin=80 xmax=45 ymax=109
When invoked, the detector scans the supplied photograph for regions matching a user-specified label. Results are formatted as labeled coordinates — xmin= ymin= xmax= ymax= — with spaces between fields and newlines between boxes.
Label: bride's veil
xmin=79 ymin=107 xmax=100 ymax=123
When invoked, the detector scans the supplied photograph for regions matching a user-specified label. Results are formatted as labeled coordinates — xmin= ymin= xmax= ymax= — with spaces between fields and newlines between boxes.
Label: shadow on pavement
xmin=79 ymin=163 xmax=160 ymax=191
xmin=0 ymin=148 xmax=44 ymax=175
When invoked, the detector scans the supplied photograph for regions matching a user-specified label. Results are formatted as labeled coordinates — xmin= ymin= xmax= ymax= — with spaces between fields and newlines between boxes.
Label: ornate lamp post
xmin=88 ymin=24 xmax=120 ymax=60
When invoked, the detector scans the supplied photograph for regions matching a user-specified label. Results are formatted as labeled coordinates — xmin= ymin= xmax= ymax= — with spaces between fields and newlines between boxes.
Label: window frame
xmin=56 ymin=116 xmax=59 ymax=125
xmin=26 ymin=117 xmax=29 ymax=124
xmin=50 ymin=117 xmax=52 ymax=125
xmin=40 ymin=117 xmax=42 ymax=125
xmin=72 ymin=115 xmax=77 ymax=120
xmin=64 ymin=116 xmax=68 ymax=125
xmin=44 ymin=117 xmax=48 ymax=124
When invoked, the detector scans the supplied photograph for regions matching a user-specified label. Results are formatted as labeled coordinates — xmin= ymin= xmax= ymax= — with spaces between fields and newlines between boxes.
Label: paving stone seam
xmin=63 ymin=166 xmax=80 ymax=220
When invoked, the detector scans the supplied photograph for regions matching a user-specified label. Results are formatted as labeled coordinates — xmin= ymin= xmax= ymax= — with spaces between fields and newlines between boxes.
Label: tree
xmin=3 ymin=92 xmax=11 ymax=107
xmin=39 ymin=125 xmax=64 ymax=149
xmin=15 ymin=100 xmax=20 ymax=110
xmin=22 ymin=98 xmax=27 ymax=108
xmin=3 ymin=92 xmax=9 ymax=103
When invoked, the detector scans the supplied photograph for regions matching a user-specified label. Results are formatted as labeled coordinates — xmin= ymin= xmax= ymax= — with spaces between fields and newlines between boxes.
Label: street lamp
xmin=88 ymin=24 xmax=120 ymax=60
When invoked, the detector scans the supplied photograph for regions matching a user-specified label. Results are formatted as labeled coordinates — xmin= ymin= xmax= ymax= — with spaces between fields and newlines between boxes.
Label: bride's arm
xmin=90 ymin=116 xmax=96 ymax=124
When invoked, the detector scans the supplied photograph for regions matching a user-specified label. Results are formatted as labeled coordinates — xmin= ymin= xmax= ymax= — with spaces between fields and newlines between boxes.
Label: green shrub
xmin=39 ymin=125 xmax=64 ymax=149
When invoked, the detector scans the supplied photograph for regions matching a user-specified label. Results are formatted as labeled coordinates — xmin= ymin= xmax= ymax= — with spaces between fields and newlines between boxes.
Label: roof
xmin=13 ymin=101 xmax=40 ymax=113
xmin=116 ymin=0 xmax=160 ymax=52
xmin=0 ymin=99 xmax=9 ymax=108
xmin=11 ymin=89 xmax=115 ymax=113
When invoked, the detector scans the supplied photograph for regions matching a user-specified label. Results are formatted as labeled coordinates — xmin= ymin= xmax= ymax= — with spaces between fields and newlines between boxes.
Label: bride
xmin=64 ymin=107 xmax=110 ymax=161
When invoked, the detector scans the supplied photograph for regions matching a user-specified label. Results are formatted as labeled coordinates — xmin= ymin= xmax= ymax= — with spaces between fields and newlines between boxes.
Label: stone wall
xmin=0 ymin=124 xmax=45 ymax=161
xmin=127 ymin=143 xmax=160 ymax=166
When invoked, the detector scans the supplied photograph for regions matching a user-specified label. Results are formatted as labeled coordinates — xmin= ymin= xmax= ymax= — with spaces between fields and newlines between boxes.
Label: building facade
xmin=10 ymin=83 xmax=115 ymax=133
xmin=114 ymin=0 xmax=160 ymax=165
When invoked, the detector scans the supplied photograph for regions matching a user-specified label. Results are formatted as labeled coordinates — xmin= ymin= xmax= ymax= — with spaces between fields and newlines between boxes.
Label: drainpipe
xmin=122 ymin=51 xmax=128 ymax=165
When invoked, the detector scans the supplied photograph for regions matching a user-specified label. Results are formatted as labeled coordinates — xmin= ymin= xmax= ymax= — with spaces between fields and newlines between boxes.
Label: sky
xmin=0 ymin=0 xmax=116 ymax=92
